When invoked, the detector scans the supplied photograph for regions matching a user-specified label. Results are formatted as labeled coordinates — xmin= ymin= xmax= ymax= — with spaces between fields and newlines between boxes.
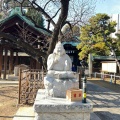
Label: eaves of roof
xmin=62 ymin=41 xmax=80 ymax=46
xmin=0 ymin=10 xmax=51 ymax=36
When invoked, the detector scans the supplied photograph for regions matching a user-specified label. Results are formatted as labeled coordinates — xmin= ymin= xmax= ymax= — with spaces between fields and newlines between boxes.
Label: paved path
xmin=0 ymin=80 xmax=18 ymax=86
xmin=87 ymin=81 xmax=120 ymax=120
xmin=1 ymin=79 xmax=120 ymax=120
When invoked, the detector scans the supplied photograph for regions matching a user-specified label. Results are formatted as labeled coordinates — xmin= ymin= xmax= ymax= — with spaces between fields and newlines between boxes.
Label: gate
xmin=18 ymin=69 xmax=45 ymax=104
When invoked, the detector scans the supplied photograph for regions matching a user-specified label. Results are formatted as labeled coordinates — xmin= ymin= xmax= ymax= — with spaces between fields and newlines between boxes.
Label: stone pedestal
xmin=33 ymin=89 xmax=93 ymax=120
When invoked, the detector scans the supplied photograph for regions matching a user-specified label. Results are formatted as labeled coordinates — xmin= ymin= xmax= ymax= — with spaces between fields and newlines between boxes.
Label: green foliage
xmin=5 ymin=0 xmax=45 ymax=27
xmin=77 ymin=13 xmax=117 ymax=60
xmin=26 ymin=8 xmax=44 ymax=28
xmin=4 ymin=0 xmax=29 ymax=7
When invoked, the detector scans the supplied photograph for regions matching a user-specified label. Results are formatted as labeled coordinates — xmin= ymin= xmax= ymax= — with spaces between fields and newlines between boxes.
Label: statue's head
xmin=53 ymin=41 xmax=66 ymax=55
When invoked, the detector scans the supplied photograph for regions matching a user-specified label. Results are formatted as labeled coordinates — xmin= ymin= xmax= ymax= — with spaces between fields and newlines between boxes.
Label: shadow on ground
xmin=88 ymin=79 xmax=120 ymax=93
xmin=94 ymin=111 xmax=120 ymax=120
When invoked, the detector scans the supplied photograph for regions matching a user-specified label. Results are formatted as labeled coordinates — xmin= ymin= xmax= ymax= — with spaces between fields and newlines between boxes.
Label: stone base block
xmin=35 ymin=112 xmax=90 ymax=120
xmin=33 ymin=89 xmax=93 ymax=120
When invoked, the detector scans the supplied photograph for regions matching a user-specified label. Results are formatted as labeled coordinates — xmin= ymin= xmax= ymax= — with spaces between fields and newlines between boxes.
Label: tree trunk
xmin=47 ymin=0 xmax=70 ymax=54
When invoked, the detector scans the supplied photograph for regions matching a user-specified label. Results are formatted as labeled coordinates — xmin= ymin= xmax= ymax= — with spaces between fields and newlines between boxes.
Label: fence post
xmin=18 ymin=68 xmax=22 ymax=104
xmin=103 ymin=72 xmax=104 ymax=80
xmin=110 ymin=75 xmax=112 ymax=84
xmin=114 ymin=73 xmax=116 ymax=84
xmin=94 ymin=72 xmax=96 ymax=78
xmin=101 ymin=72 xmax=104 ymax=80
xmin=101 ymin=72 xmax=102 ymax=80
xmin=79 ymin=71 xmax=82 ymax=89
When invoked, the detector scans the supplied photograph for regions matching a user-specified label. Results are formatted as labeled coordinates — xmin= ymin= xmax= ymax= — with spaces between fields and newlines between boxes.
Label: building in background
xmin=110 ymin=14 xmax=120 ymax=38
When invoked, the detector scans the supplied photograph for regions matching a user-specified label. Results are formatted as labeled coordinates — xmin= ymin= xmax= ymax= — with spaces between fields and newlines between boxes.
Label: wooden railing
xmin=18 ymin=69 xmax=45 ymax=104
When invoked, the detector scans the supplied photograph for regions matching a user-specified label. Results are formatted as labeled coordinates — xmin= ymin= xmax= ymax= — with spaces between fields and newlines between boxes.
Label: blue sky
xmin=95 ymin=0 xmax=120 ymax=15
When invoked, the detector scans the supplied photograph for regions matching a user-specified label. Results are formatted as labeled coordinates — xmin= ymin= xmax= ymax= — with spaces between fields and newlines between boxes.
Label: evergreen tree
xmin=26 ymin=8 xmax=44 ymax=28
xmin=77 ymin=13 xmax=117 ymax=60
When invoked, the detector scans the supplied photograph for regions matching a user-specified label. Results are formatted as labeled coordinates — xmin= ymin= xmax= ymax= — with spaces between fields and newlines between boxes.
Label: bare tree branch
xmin=29 ymin=0 xmax=56 ymax=27
xmin=44 ymin=0 xmax=51 ymax=10
xmin=47 ymin=8 xmax=61 ymax=30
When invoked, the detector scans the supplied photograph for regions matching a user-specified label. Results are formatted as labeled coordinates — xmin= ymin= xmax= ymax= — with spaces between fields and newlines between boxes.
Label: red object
xmin=74 ymin=94 xmax=76 ymax=97
xmin=79 ymin=94 xmax=81 ymax=97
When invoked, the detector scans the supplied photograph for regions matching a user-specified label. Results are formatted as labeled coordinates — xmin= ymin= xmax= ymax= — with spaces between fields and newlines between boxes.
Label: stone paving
xmin=0 ymin=79 xmax=120 ymax=120
xmin=87 ymin=81 xmax=120 ymax=120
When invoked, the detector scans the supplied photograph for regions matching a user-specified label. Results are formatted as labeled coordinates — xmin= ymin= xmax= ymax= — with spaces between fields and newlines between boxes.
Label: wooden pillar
xmin=31 ymin=58 xmax=36 ymax=69
xmin=3 ymin=48 xmax=8 ymax=79
xmin=30 ymin=57 xmax=33 ymax=69
xmin=9 ymin=49 xmax=13 ymax=74
xmin=15 ymin=52 xmax=18 ymax=66
xmin=36 ymin=61 xmax=40 ymax=69
xmin=0 ymin=47 xmax=3 ymax=78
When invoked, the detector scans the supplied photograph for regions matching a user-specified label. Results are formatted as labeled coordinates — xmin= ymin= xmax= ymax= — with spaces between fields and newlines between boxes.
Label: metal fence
xmin=18 ymin=69 xmax=45 ymax=104
xmin=93 ymin=72 xmax=120 ymax=84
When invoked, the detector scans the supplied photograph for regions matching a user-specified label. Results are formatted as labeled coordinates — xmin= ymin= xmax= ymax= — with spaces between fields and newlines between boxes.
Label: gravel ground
xmin=0 ymin=85 xmax=19 ymax=120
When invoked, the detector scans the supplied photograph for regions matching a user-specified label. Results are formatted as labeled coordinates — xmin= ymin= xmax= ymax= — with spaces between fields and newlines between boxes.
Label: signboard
xmin=102 ymin=62 xmax=117 ymax=73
